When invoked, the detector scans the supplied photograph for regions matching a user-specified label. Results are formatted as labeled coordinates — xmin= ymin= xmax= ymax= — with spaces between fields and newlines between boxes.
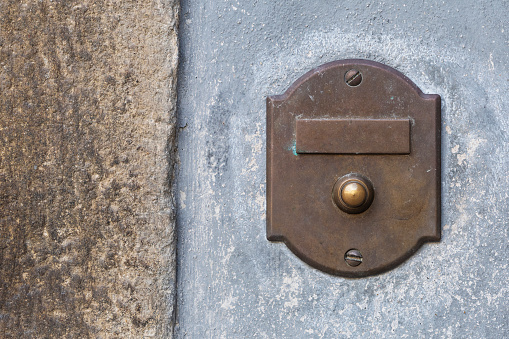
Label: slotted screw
xmin=345 ymin=249 xmax=363 ymax=267
xmin=345 ymin=69 xmax=362 ymax=87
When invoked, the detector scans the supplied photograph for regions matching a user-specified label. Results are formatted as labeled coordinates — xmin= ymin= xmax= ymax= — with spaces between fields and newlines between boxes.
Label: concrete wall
xmin=0 ymin=1 xmax=179 ymax=337
xmin=176 ymin=0 xmax=508 ymax=337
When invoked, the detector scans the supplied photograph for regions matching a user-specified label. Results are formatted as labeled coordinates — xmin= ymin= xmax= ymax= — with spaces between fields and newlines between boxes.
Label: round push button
xmin=333 ymin=174 xmax=374 ymax=214
xmin=341 ymin=182 xmax=367 ymax=208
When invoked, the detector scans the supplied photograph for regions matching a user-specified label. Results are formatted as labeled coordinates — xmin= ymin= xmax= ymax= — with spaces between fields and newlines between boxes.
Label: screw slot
xmin=345 ymin=249 xmax=363 ymax=267
xmin=345 ymin=69 xmax=362 ymax=87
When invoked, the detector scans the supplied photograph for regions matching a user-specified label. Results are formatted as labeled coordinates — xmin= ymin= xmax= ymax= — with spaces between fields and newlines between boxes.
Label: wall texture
xmin=0 ymin=0 xmax=178 ymax=337
xmin=176 ymin=0 xmax=508 ymax=338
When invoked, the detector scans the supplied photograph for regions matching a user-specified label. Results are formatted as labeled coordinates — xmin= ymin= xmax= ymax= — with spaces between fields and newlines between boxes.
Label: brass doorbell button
xmin=332 ymin=174 xmax=374 ymax=214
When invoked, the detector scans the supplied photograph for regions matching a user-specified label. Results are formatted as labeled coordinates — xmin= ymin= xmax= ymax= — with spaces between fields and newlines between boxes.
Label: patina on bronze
xmin=266 ymin=59 xmax=441 ymax=277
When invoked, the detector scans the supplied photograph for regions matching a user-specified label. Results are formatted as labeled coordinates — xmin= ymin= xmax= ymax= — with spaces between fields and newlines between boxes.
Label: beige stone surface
xmin=0 ymin=0 xmax=179 ymax=337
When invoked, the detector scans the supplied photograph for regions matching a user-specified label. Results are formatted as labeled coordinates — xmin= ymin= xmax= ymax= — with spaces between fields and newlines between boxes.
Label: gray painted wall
xmin=176 ymin=0 xmax=508 ymax=338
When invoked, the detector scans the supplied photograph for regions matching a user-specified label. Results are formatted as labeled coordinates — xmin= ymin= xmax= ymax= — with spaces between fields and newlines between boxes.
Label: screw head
xmin=345 ymin=249 xmax=363 ymax=267
xmin=345 ymin=69 xmax=362 ymax=87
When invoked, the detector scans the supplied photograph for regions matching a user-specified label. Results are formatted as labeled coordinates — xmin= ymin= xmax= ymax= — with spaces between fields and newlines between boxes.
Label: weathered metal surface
xmin=267 ymin=59 xmax=441 ymax=277
xmin=296 ymin=119 xmax=411 ymax=154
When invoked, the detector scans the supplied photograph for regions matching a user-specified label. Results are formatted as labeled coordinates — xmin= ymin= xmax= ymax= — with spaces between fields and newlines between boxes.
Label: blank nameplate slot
xmin=295 ymin=119 xmax=411 ymax=154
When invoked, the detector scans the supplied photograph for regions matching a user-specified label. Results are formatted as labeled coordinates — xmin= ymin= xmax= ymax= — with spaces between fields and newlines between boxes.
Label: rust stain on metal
xmin=266 ymin=59 xmax=441 ymax=278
